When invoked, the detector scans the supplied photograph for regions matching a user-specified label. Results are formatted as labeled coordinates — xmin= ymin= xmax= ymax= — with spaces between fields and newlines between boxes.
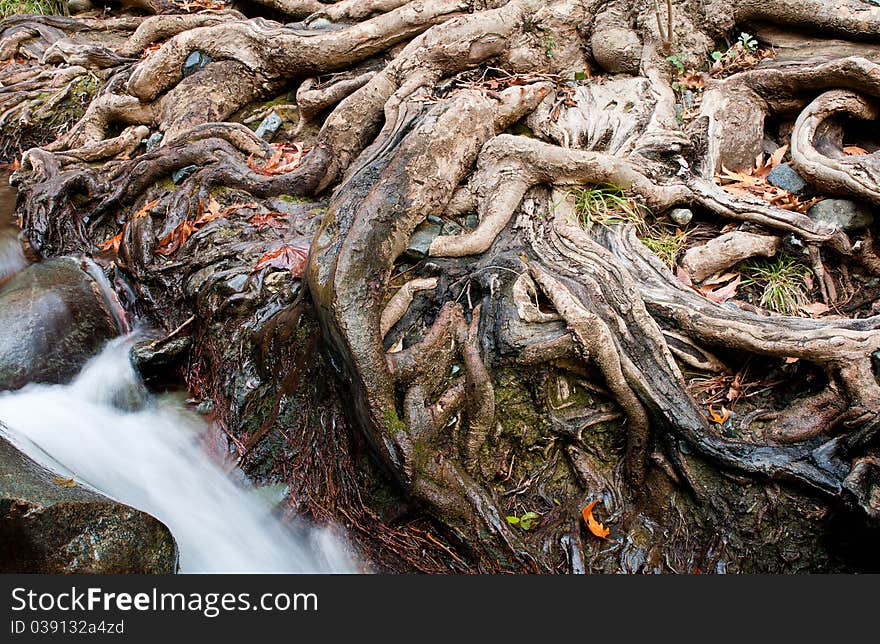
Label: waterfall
xmin=0 ymin=335 xmax=357 ymax=573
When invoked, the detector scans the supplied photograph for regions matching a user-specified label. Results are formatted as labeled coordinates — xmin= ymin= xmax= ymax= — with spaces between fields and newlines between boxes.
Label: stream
xmin=0 ymin=174 xmax=357 ymax=573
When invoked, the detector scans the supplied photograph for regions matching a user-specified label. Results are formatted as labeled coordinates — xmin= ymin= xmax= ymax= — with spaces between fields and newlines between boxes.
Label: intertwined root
xmin=4 ymin=0 xmax=880 ymax=570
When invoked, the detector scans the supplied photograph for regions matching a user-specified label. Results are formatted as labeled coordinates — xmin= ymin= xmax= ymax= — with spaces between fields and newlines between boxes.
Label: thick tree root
xmin=7 ymin=0 xmax=880 ymax=573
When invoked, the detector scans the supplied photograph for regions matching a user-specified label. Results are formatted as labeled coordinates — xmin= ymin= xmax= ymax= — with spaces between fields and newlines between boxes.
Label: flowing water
xmin=0 ymin=335 xmax=357 ymax=572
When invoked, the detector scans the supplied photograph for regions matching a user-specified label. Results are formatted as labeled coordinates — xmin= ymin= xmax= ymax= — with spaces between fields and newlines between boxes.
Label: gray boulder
xmin=0 ymin=434 xmax=177 ymax=573
xmin=767 ymin=163 xmax=809 ymax=195
xmin=590 ymin=27 xmax=642 ymax=75
xmin=405 ymin=222 xmax=441 ymax=259
xmin=807 ymin=199 xmax=874 ymax=232
xmin=0 ymin=257 xmax=123 ymax=390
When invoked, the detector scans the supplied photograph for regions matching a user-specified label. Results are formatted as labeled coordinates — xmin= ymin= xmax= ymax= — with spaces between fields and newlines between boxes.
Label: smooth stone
xmin=767 ymin=163 xmax=809 ymax=195
xmin=255 ymin=111 xmax=283 ymax=141
xmin=669 ymin=207 xmax=693 ymax=226
xmin=172 ymin=164 xmax=197 ymax=184
xmin=763 ymin=137 xmax=780 ymax=156
xmin=591 ymin=27 xmax=642 ymax=75
xmin=807 ymin=198 xmax=874 ymax=232
xmin=182 ymin=51 xmax=211 ymax=78
xmin=405 ymin=223 xmax=442 ymax=259
xmin=464 ymin=214 xmax=479 ymax=229
xmin=66 ymin=0 xmax=93 ymax=14
xmin=0 ymin=257 xmax=122 ymax=391
xmin=307 ymin=18 xmax=332 ymax=30
xmin=0 ymin=434 xmax=177 ymax=573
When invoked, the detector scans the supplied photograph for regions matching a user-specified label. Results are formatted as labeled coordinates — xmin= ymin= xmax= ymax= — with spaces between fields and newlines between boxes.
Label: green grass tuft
xmin=640 ymin=226 xmax=689 ymax=268
xmin=742 ymin=255 xmax=812 ymax=316
xmin=573 ymin=185 xmax=650 ymax=234
xmin=0 ymin=0 xmax=66 ymax=17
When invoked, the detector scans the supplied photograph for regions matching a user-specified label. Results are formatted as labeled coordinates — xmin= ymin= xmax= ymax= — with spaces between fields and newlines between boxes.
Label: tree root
xmin=791 ymin=89 xmax=880 ymax=206
xmin=8 ymin=0 xmax=880 ymax=573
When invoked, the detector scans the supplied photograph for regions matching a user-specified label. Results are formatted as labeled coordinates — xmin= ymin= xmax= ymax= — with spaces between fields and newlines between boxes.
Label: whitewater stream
xmin=0 ymin=335 xmax=357 ymax=573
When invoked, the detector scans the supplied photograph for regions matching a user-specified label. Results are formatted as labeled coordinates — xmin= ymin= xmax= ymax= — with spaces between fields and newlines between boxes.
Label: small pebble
xmin=172 ymin=164 xmax=197 ymax=184
xmin=669 ymin=208 xmax=693 ymax=226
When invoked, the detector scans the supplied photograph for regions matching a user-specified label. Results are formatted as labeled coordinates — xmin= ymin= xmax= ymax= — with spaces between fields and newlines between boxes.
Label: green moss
xmin=278 ymin=194 xmax=308 ymax=204
xmin=262 ymin=97 xmax=292 ymax=109
xmin=1 ymin=73 xmax=99 ymax=159
xmin=383 ymin=408 xmax=407 ymax=436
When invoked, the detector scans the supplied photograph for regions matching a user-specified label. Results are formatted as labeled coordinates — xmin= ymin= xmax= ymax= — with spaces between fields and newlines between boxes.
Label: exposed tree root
xmin=5 ymin=0 xmax=880 ymax=573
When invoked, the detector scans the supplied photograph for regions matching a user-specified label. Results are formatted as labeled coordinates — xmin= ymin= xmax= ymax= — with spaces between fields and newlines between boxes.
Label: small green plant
xmin=738 ymin=32 xmax=759 ymax=52
xmin=667 ymin=53 xmax=686 ymax=75
xmin=544 ymin=35 xmax=556 ymax=58
xmin=711 ymin=32 xmax=760 ymax=68
xmin=641 ymin=226 xmax=689 ymax=267
xmin=574 ymin=185 xmax=649 ymax=234
xmin=506 ymin=511 xmax=541 ymax=531
xmin=741 ymin=255 xmax=812 ymax=315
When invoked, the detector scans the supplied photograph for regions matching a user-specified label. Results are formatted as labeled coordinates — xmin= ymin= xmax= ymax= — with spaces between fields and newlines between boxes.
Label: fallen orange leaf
xmin=582 ymin=500 xmax=611 ymax=540
xmin=155 ymin=220 xmax=196 ymax=256
xmin=194 ymin=197 xmax=256 ymax=226
xmin=249 ymin=211 xmax=290 ymax=229
xmin=253 ymin=244 xmax=309 ymax=277
xmin=248 ymin=142 xmax=311 ymax=176
xmin=97 ymin=199 xmax=159 ymax=254
xmin=99 ymin=229 xmax=125 ymax=253
xmin=708 ymin=405 xmax=730 ymax=424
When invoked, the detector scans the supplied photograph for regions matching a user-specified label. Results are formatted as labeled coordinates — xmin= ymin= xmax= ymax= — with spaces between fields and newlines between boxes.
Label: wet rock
xmin=767 ymin=163 xmax=809 ymax=195
xmin=131 ymin=335 xmax=193 ymax=386
xmin=0 ymin=434 xmax=177 ymax=573
xmin=669 ymin=208 xmax=693 ymax=226
xmin=590 ymin=27 xmax=642 ymax=75
xmin=255 ymin=111 xmax=283 ymax=141
xmin=464 ymin=214 xmax=479 ymax=230
xmin=807 ymin=199 xmax=874 ymax=232
xmin=172 ymin=164 xmax=197 ymax=184
xmin=182 ymin=51 xmax=211 ymax=78
xmin=0 ymin=258 xmax=122 ymax=391
xmin=405 ymin=223 xmax=441 ymax=259
xmin=66 ymin=0 xmax=93 ymax=13
xmin=145 ymin=132 xmax=163 ymax=152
